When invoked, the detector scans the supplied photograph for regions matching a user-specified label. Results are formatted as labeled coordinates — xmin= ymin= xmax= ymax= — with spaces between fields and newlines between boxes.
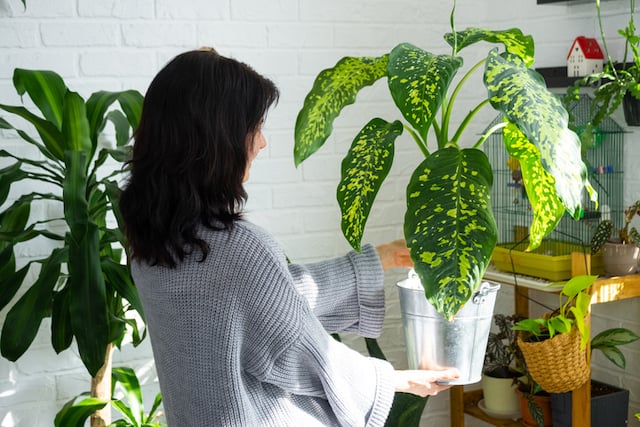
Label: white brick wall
xmin=1 ymin=0 xmax=638 ymax=425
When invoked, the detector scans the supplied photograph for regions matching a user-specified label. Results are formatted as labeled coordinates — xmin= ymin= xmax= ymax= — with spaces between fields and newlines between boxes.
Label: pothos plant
xmin=294 ymin=1 xmax=595 ymax=320
xmin=0 ymin=68 xmax=145 ymax=426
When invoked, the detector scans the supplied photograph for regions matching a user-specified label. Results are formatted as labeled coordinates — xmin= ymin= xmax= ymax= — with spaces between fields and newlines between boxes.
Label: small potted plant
xmin=590 ymin=200 xmax=640 ymax=276
xmin=480 ymin=314 xmax=526 ymax=419
xmin=294 ymin=0 xmax=594 ymax=385
xmin=512 ymin=275 xmax=597 ymax=394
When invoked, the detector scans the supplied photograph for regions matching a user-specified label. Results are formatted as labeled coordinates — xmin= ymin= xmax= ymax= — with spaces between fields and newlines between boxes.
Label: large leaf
xmin=102 ymin=257 xmax=146 ymax=322
xmin=444 ymin=28 xmax=535 ymax=67
xmin=337 ymin=118 xmax=402 ymax=251
xmin=0 ymin=248 xmax=66 ymax=361
xmin=112 ymin=367 xmax=144 ymax=424
xmin=592 ymin=327 xmax=640 ymax=347
xmin=484 ymin=49 xmax=590 ymax=219
xmin=13 ymin=68 xmax=67 ymax=130
xmin=384 ymin=393 xmax=429 ymax=427
xmin=502 ymin=124 xmax=564 ymax=250
xmin=294 ymin=55 xmax=389 ymax=166
xmin=67 ymin=222 xmax=109 ymax=377
xmin=404 ymin=147 xmax=497 ymax=320
xmin=388 ymin=43 xmax=463 ymax=140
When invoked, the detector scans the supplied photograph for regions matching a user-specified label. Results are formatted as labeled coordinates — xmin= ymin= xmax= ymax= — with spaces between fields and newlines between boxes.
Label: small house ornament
xmin=567 ymin=36 xmax=604 ymax=77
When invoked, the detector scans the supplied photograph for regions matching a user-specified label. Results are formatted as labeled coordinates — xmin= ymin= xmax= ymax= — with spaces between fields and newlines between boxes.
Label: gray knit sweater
xmin=132 ymin=221 xmax=396 ymax=426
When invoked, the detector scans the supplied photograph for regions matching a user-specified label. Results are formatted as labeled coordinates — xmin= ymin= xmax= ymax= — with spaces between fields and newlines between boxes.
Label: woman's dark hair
xmin=120 ymin=48 xmax=279 ymax=267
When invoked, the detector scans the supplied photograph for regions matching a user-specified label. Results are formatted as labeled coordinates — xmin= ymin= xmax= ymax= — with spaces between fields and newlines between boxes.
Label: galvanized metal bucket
xmin=397 ymin=270 xmax=500 ymax=385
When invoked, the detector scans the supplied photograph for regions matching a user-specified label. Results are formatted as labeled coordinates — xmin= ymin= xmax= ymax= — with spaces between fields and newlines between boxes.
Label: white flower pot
xmin=602 ymin=242 xmax=640 ymax=276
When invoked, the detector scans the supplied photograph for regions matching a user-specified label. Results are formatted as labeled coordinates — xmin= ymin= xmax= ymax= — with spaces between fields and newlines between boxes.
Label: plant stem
xmin=473 ymin=120 xmax=506 ymax=149
xmin=597 ymin=0 xmax=618 ymax=78
xmin=404 ymin=124 xmax=430 ymax=157
xmin=445 ymin=58 xmax=487 ymax=146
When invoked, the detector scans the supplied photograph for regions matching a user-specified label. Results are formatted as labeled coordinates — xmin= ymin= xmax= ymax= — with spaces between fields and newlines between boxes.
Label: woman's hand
xmin=376 ymin=239 xmax=413 ymax=270
xmin=393 ymin=368 xmax=460 ymax=397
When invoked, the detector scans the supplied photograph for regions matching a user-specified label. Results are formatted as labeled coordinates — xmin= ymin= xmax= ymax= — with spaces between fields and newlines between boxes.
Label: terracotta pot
xmin=602 ymin=241 xmax=640 ymax=276
xmin=517 ymin=389 xmax=553 ymax=427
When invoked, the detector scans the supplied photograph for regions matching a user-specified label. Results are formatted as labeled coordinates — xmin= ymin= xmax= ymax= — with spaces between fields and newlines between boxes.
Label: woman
xmin=120 ymin=48 xmax=458 ymax=426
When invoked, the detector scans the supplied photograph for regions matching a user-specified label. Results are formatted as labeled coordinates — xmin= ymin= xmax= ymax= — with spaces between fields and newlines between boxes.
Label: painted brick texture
xmin=1 ymin=0 xmax=639 ymax=425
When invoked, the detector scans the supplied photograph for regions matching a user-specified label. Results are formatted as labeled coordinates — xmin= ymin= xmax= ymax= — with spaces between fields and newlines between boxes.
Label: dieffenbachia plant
xmin=294 ymin=9 xmax=595 ymax=320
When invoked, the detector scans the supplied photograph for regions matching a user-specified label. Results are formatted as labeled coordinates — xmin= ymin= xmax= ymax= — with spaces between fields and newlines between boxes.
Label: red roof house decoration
xmin=567 ymin=36 xmax=604 ymax=77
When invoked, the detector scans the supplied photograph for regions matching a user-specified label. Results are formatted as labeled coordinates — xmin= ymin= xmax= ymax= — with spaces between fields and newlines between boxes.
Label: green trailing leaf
xmin=294 ymin=55 xmax=389 ymax=166
xmin=1 ymin=248 xmax=66 ymax=361
xmin=13 ymin=68 xmax=67 ymax=130
xmin=404 ymin=147 xmax=497 ymax=320
xmin=388 ymin=43 xmax=462 ymax=140
xmin=502 ymin=124 xmax=564 ymax=250
xmin=445 ymin=27 xmax=535 ymax=66
xmin=484 ymin=49 xmax=591 ymax=219
xmin=337 ymin=118 xmax=402 ymax=251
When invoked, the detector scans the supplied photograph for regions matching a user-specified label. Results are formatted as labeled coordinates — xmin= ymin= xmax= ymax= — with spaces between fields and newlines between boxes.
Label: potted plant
xmin=551 ymin=327 xmax=639 ymax=427
xmin=566 ymin=0 xmax=640 ymax=127
xmin=0 ymin=68 xmax=145 ymax=426
xmin=294 ymin=0 xmax=594 ymax=384
xmin=590 ymin=200 xmax=640 ymax=276
xmin=480 ymin=314 xmax=526 ymax=418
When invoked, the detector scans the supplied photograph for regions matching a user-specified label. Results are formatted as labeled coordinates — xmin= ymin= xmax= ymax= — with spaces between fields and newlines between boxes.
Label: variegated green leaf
xmin=294 ymin=55 xmax=389 ymax=166
xmin=502 ymin=123 xmax=564 ymax=250
xmin=444 ymin=28 xmax=535 ymax=67
xmin=13 ymin=68 xmax=67 ymax=130
xmin=388 ymin=43 xmax=463 ymax=140
xmin=484 ymin=49 xmax=589 ymax=218
xmin=404 ymin=147 xmax=497 ymax=320
xmin=338 ymin=118 xmax=402 ymax=251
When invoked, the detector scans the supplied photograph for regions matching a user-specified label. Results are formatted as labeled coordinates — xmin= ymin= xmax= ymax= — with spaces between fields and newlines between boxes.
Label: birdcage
xmin=485 ymin=95 xmax=624 ymax=280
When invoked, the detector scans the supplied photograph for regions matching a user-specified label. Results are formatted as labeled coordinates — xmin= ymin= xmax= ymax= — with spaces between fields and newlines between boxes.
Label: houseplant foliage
xmin=591 ymin=199 xmax=640 ymax=253
xmin=0 ymin=68 xmax=145 ymax=424
xmin=566 ymin=0 xmax=640 ymax=127
xmin=294 ymin=0 xmax=594 ymax=320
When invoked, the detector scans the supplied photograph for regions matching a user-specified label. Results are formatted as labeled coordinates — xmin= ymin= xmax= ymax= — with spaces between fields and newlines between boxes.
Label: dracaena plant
xmin=0 ymin=68 xmax=145 ymax=426
xmin=294 ymin=2 xmax=594 ymax=320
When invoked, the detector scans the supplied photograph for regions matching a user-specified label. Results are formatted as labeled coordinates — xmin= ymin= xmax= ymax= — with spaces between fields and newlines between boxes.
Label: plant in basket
xmin=591 ymin=200 xmax=640 ymax=276
xmin=512 ymin=275 xmax=597 ymax=394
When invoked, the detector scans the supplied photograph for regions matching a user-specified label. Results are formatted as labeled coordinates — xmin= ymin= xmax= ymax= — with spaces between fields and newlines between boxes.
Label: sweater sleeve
xmin=287 ymin=243 xmax=385 ymax=337
xmin=266 ymin=305 xmax=396 ymax=427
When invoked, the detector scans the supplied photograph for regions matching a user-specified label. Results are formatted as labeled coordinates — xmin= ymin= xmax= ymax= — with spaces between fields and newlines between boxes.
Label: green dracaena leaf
xmin=388 ymin=43 xmax=463 ymax=140
xmin=102 ymin=257 xmax=146 ymax=322
xmin=337 ymin=118 xmax=402 ymax=251
xmin=116 ymin=89 xmax=144 ymax=131
xmin=54 ymin=395 xmax=108 ymax=427
xmin=502 ymin=124 xmax=564 ymax=250
xmin=404 ymin=147 xmax=497 ymax=320
xmin=1 ymin=247 xmax=66 ymax=361
xmin=445 ymin=27 xmax=535 ymax=67
xmin=0 ymin=162 xmax=28 ymax=206
xmin=86 ymin=90 xmax=143 ymax=148
xmin=0 ymin=104 xmax=65 ymax=160
xmin=294 ymin=54 xmax=389 ymax=166
xmin=484 ymin=49 xmax=592 ymax=219
xmin=51 ymin=285 xmax=74 ymax=353
xmin=63 ymin=150 xmax=89 ymax=228
xmin=61 ymin=92 xmax=92 ymax=158
xmin=66 ymin=222 xmax=109 ymax=377
xmin=13 ymin=68 xmax=67 ymax=130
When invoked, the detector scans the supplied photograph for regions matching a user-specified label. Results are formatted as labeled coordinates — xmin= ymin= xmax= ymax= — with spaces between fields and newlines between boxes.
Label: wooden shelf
xmin=463 ymin=389 xmax=522 ymax=426
xmin=450 ymin=267 xmax=640 ymax=427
